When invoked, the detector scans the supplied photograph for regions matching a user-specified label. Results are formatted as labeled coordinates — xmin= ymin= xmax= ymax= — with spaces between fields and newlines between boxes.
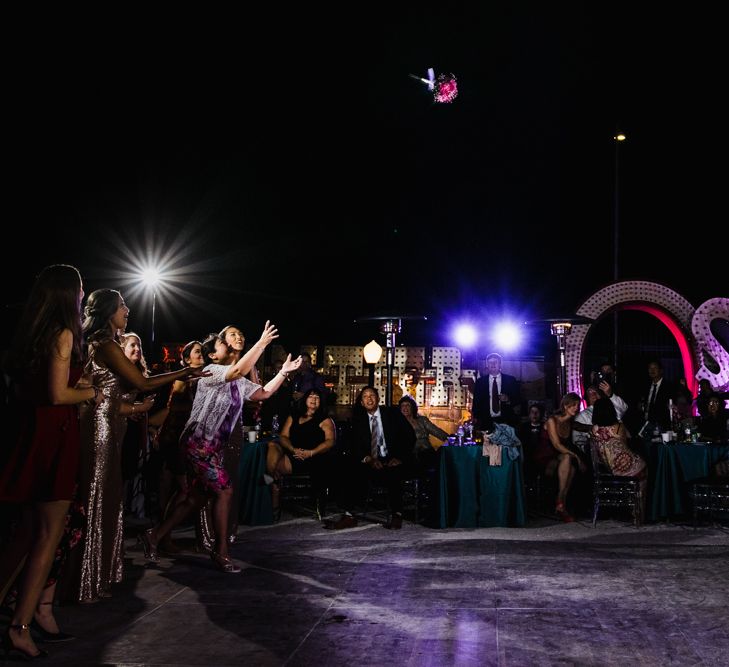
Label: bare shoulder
xmin=95 ymin=338 xmax=123 ymax=362
xmin=55 ymin=328 xmax=74 ymax=347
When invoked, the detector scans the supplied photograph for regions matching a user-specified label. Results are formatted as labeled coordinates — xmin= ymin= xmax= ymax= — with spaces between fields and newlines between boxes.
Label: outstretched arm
xmin=100 ymin=340 xmax=208 ymax=392
xmin=250 ymin=354 xmax=302 ymax=400
xmin=225 ymin=321 xmax=279 ymax=382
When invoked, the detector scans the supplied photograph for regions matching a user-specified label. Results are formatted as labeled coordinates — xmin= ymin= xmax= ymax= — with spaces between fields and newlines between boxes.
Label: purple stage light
xmin=453 ymin=323 xmax=478 ymax=348
xmin=492 ymin=322 xmax=521 ymax=351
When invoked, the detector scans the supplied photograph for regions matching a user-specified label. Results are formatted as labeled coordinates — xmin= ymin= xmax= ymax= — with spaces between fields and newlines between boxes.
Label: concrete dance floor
xmin=40 ymin=514 xmax=729 ymax=666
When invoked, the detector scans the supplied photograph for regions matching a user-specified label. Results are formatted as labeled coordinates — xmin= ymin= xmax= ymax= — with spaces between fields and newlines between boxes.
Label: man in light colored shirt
xmin=573 ymin=382 xmax=628 ymax=450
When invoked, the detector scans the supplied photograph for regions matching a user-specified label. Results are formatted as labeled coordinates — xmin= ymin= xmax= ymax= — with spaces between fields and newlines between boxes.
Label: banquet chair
xmin=690 ymin=481 xmax=729 ymax=529
xmin=590 ymin=437 xmax=642 ymax=527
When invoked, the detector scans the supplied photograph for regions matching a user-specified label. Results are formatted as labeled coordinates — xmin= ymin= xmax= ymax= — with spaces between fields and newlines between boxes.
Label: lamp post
xmin=355 ymin=315 xmax=427 ymax=407
xmin=550 ymin=321 xmax=573 ymax=401
xmin=527 ymin=316 xmax=594 ymax=403
xmin=363 ymin=339 xmax=383 ymax=387
xmin=140 ymin=268 xmax=161 ymax=360
xmin=613 ymin=130 xmax=626 ymax=372
xmin=381 ymin=320 xmax=401 ymax=407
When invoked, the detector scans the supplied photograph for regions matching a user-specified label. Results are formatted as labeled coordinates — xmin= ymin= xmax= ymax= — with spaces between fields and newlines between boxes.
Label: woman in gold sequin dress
xmin=60 ymin=289 xmax=208 ymax=603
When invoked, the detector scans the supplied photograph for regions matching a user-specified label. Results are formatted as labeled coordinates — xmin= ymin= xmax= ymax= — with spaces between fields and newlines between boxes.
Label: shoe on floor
xmin=384 ymin=514 xmax=403 ymax=530
xmin=30 ymin=618 xmax=75 ymax=643
xmin=555 ymin=503 xmax=575 ymax=523
xmin=326 ymin=514 xmax=358 ymax=530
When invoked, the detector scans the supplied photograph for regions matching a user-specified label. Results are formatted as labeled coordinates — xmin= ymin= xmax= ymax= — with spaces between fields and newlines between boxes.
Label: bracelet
xmin=279 ymin=370 xmax=289 ymax=379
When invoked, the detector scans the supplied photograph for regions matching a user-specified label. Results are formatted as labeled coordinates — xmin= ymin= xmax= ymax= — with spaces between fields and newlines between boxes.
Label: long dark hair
xmin=7 ymin=264 xmax=84 ymax=377
xmin=398 ymin=394 xmax=419 ymax=416
xmin=180 ymin=340 xmax=202 ymax=367
xmin=295 ymin=388 xmax=327 ymax=423
xmin=592 ymin=397 xmax=618 ymax=426
xmin=83 ymin=288 xmax=123 ymax=345
xmin=201 ymin=333 xmax=222 ymax=363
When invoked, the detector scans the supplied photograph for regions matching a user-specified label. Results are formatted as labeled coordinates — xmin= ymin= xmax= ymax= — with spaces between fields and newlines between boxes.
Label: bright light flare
xmin=141 ymin=267 xmax=162 ymax=289
xmin=492 ymin=322 xmax=521 ymax=351
xmin=453 ymin=323 xmax=478 ymax=348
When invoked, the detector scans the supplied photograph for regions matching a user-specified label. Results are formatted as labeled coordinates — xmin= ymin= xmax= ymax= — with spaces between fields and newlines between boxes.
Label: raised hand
xmin=282 ymin=354 xmax=303 ymax=374
xmin=257 ymin=320 xmax=279 ymax=349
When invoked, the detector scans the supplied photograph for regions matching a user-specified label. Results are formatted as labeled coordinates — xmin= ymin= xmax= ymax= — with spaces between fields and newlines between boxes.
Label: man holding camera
xmin=573 ymin=374 xmax=628 ymax=450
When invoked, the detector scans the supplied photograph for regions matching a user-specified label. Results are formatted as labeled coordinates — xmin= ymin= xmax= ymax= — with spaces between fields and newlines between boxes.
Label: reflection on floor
xmin=32 ymin=514 xmax=729 ymax=666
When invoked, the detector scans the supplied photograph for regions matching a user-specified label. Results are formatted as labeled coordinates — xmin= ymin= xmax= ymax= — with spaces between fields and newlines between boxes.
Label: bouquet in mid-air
xmin=409 ymin=68 xmax=458 ymax=103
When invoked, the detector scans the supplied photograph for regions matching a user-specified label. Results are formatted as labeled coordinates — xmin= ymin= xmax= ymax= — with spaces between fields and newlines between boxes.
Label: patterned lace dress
xmin=593 ymin=424 xmax=646 ymax=478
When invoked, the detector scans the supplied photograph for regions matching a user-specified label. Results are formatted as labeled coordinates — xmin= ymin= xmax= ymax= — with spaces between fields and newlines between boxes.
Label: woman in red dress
xmin=0 ymin=265 xmax=103 ymax=660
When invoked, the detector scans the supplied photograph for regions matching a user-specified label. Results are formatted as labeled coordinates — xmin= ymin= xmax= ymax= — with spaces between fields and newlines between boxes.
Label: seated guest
xmin=328 ymin=386 xmax=415 ymax=530
xmin=265 ymin=388 xmax=335 ymax=520
xmin=695 ymin=379 xmax=729 ymax=419
xmin=519 ymin=403 xmax=557 ymax=481
xmin=591 ymin=397 xmax=647 ymax=516
xmin=546 ymin=392 xmax=586 ymax=522
xmin=699 ymin=396 xmax=729 ymax=442
xmin=574 ymin=383 xmax=628 ymax=451
xmin=398 ymin=395 xmax=448 ymax=468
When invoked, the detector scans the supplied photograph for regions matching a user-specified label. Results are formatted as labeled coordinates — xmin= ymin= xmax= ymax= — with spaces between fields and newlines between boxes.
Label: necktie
xmin=491 ymin=377 xmax=500 ymax=414
xmin=370 ymin=415 xmax=381 ymax=459
xmin=648 ymin=383 xmax=658 ymax=413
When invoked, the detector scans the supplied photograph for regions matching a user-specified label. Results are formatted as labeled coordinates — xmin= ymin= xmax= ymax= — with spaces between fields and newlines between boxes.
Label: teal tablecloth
xmin=647 ymin=442 xmax=729 ymax=521
xmin=435 ymin=445 xmax=526 ymax=528
xmin=237 ymin=438 xmax=274 ymax=525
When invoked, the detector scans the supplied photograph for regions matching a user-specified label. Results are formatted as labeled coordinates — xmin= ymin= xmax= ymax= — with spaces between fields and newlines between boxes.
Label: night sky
xmin=4 ymin=7 xmax=727 ymax=356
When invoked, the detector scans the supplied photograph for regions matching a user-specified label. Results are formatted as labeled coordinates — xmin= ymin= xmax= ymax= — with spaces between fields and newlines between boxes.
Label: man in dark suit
xmin=328 ymin=386 xmax=415 ymax=530
xmin=644 ymin=360 xmax=676 ymax=430
xmin=472 ymin=352 xmax=521 ymax=428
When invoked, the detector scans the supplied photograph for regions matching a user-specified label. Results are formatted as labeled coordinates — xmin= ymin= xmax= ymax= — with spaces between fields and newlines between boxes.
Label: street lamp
xmin=355 ymin=315 xmax=427 ymax=406
xmin=550 ymin=321 xmax=573 ymax=401
xmin=140 ymin=267 xmax=161 ymax=358
xmin=613 ymin=130 xmax=626 ymax=371
xmin=363 ymin=339 xmax=383 ymax=387
xmin=527 ymin=316 xmax=594 ymax=403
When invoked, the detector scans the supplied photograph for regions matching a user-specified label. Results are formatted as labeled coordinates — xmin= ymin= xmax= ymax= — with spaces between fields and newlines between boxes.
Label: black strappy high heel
xmin=30 ymin=602 xmax=75 ymax=643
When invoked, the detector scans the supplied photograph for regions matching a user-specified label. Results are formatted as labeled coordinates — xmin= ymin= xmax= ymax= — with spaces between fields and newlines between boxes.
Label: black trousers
xmin=337 ymin=456 xmax=406 ymax=514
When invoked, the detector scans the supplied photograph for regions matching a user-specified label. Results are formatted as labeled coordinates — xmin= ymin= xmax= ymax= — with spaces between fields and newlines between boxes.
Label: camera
xmin=595 ymin=371 xmax=605 ymax=383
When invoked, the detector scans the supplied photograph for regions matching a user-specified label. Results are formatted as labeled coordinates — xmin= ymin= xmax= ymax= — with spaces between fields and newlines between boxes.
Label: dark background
xmin=4 ymin=7 xmax=727 ymax=363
